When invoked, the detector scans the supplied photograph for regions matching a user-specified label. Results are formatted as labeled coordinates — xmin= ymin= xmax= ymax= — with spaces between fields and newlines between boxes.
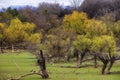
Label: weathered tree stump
xmin=37 ymin=50 xmax=49 ymax=78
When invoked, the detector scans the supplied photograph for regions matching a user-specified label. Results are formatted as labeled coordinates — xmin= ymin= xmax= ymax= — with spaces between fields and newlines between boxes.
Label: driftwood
xmin=8 ymin=71 xmax=42 ymax=80
xmin=8 ymin=50 xmax=49 ymax=80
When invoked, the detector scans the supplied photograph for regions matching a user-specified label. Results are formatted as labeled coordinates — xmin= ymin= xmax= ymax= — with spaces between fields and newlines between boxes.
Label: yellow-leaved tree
xmin=84 ymin=19 xmax=107 ymax=38
xmin=63 ymin=11 xmax=117 ymax=74
xmin=63 ymin=11 xmax=88 ymax=34
xmin=4 ymin=18 xmax=42 ymax=52
xmin=0 ymin=23 xmax=7 ymax=53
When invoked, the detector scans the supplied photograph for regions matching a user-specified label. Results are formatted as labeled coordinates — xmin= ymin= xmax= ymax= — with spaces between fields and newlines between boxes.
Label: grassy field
xmin=0 ymin=52 xmax=120 ymax=80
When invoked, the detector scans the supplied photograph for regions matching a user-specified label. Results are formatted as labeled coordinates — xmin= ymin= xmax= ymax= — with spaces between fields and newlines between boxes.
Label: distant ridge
xmin=0 ymin=5 xmax=37 ymax=11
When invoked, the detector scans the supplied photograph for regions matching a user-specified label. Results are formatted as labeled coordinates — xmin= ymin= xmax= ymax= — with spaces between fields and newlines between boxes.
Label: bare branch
xmin=70 ymin=0 xmax=83 ymax=9
xmin=8 ymin=71 xmax=42 ymax=80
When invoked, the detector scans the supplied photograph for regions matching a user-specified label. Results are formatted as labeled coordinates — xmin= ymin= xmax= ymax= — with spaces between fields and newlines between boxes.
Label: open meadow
xmin=0 ymin=52 xmax=120 ymax=80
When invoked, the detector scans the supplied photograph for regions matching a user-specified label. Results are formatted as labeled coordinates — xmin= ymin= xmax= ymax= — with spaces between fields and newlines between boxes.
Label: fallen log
xmin=8 ymin=71 xmax=42 ymax=80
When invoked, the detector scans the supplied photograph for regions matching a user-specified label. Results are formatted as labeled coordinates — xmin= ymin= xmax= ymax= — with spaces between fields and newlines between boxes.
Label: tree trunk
xmin=98 ymin=56 xmax=108 ymax=74
xmin=0 ymin=41 xmax=4 ymax=53
xmin=74 ymin=49 xmax=79 ymax=61
xmin=66 ymin=55 xmax=70 ymax=62
xmin=66 ymin=39 xmax=73 ymax=62
xmin=37 ymin=50 xmax=49 ymax=78
xmin=0 ymin=46 xmax=3 ymax=53
xmin=12 ymin=44 xmax=14 ymax=53
xmin=107 ymin=58 xmax=115 ymax=74
xmin=77 ymin=52 xmax=85 ymax=67
xmin=102 ymin=62 xmax=108 ymax=74
xmin=94 ymin=55 xmax=98 ymax=68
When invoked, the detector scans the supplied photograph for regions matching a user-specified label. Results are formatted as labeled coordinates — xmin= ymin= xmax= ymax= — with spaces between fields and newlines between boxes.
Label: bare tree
xmin=70 ymin=0 xmax=83 ymax=9
xmin=80 ymin=0 xmax=120 ymax=19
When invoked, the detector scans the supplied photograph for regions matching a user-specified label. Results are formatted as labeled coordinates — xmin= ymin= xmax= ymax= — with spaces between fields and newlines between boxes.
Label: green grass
xmin=0 ymin=52 xmax=120 ymax=80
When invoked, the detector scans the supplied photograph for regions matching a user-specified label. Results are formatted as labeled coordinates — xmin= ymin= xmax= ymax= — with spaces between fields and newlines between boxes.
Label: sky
xmin=0 ymin=0 xmax=72 ymax=8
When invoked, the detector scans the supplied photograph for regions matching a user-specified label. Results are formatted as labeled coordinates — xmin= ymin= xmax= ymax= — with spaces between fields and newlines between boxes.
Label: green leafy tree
xmin=90 ymin=35 xmax=116 ymax=74
xmin=0 ymin=7 xmax=19 ymax=24
xmin=73 ymin=35 xmax=92 ymax=67
xmin=112 ymin=20 xmax=120 ymax=41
